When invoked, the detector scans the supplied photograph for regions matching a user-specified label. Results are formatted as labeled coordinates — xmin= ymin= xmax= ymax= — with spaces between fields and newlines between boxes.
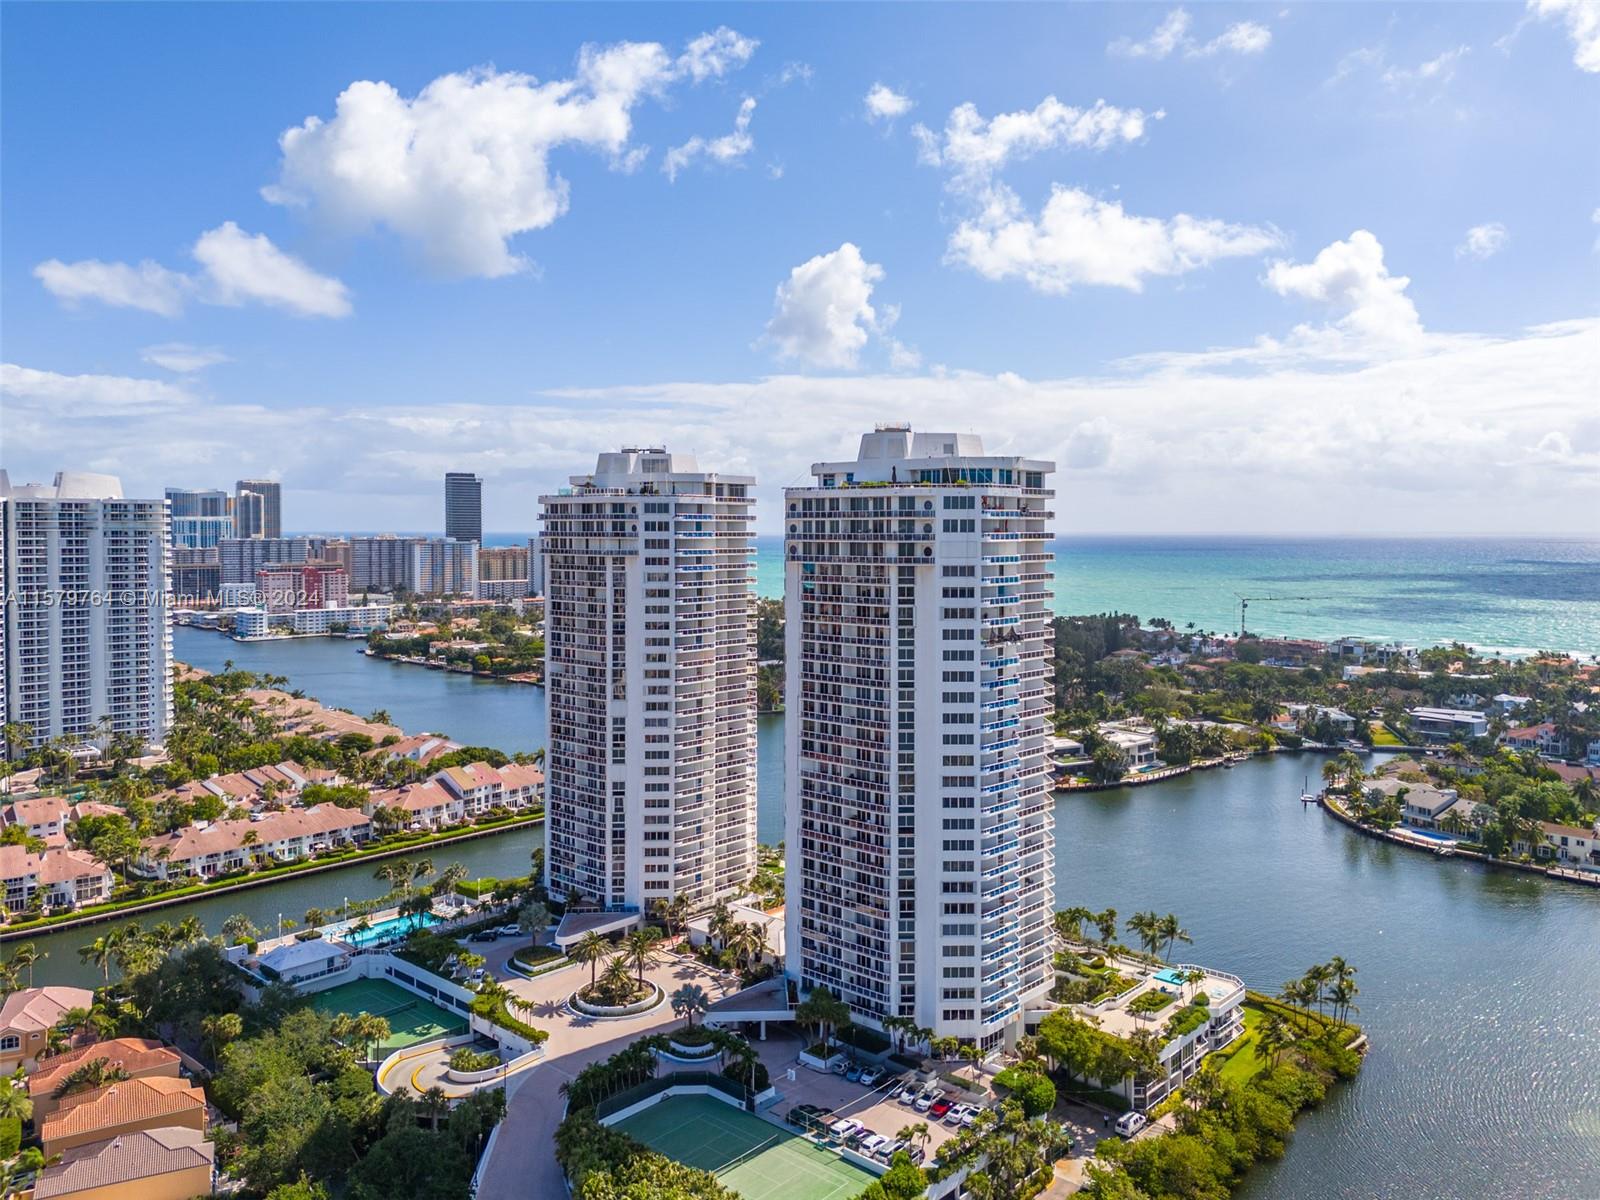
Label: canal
xmin=20 ymin=627 xmax=1599 ymax=1198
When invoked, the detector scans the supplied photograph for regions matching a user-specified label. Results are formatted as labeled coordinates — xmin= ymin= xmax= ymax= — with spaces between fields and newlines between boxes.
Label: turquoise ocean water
xmin=477 ymin=534 xmax=1600 ymax=657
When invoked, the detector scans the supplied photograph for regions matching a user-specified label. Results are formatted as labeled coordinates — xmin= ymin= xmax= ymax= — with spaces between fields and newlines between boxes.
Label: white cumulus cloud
xmin=1527 ymin=0 xmax=1600 ymax=72
xmin=1109 ymin=8 xmax=1272 ymax=60
xmin=864 ymin=83 xmax=914 ymax=122
xmin=34 ymin=225 xmax=350 ymax=319
xmin=32 ymin=259 xmax=190 ymax=317
xmin=1457 ymin=222 xmax=1509 ymax=260
xmin=262 ymin=31 xmax=756 ymax=277
xmin=763 ymin=243 xmax=909 ymax=369
xmin=1265 ymin=230 xmax=1423 ymax=346
xmin=140 ymin=343 xmax=231 ymax=373
xmin=193 ymin=222 xmax=352 ymax=317
xmin=663 ymin=97 xmax=756 ymax=181
xmin=948 ymin=184 xmax=1281 ymax=294
xmin=913 ymin=97 xmax=1160 ymax=187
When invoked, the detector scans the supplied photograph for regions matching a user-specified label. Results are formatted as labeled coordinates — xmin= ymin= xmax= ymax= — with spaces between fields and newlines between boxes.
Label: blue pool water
xmin=1153 ymin=968 xmax=1187 ymax=986
xmin=336 ymin=912 xmax=441 ymax=947
xmin=1404 ymin=828 xmax=1458 ymax=843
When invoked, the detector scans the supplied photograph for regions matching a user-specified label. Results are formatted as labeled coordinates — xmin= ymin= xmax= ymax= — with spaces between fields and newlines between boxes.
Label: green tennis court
xmin=311 ymin=978 xmax=467 ymax=1053
xmin=614 ymin=1094 xmax=876 ymax=1200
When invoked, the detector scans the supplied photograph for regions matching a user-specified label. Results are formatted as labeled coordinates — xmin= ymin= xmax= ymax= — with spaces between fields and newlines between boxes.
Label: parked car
xmin=1114 ymin=1112 xmax=1149 ymax=1138
xmin=896 ymin=1083 xmax=920 ymax=1105
xmin=906 ymin=1145 xmax=926 ymax=1165
xmin=930 ymin=1098 xmax=953 ymax=1118
xmin=830 ymin=1058 xmax=850 ymax=1076
xmin=845 ymin=1063 xmax=864 ymax=1083
xmin=960 ymin=1106 xmax=979 ymax=1129
xmin=468 ymin=930 xmax=499 ymax=943
xmin=788 ymin=1104 xmax=827 ymax=1130
xmin=944 ymin=1103 xmax=973 ymax=1126
xmin=913 ymin=1090 xmax=937 ymax=1113
xmin=829 ymin=1118 xmax=862 ymax=1139
xmin=493 ymin=924 xmax=521 ymax=938
xmin=859 ymin=1066 xmax=883 ymax=1087
xmin=467 ymin=968 xmax=488 ymax=986
xmin=858 ymin=1133 xmax=889 ymax=1156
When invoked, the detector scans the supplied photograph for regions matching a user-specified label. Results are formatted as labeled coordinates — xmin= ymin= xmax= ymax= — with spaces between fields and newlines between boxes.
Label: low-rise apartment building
xmin=0 ymin=845 xmax=115 ymax=912
xmin=135 ymin=805 xmax=372 ymax=879
xmin=1516 ymin=820 xmax=1600 ymax=866
xmin=1097 ymin=722 xmax=1160 ymax=770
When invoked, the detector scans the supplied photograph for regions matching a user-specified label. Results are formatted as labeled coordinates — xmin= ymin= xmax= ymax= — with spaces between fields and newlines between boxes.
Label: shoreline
xmin=1318 ymin=794 xmax=1600 ymax=889
xmin=0 ymin=813 xmax=544 ymax=941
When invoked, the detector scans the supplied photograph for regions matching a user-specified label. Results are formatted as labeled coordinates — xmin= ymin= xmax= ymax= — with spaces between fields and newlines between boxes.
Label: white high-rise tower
xmin=1 ymin=471 xmax=173 ymax=756
xmin=540 ymin=449 xmax=757 ymax=912
xmin=784 ymin=427 xmax=1056 ymax=1051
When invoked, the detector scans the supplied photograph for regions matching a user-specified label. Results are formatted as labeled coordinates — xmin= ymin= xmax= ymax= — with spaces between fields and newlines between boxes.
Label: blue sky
xmin=3 ymin=2 xmax=1596 ymax=535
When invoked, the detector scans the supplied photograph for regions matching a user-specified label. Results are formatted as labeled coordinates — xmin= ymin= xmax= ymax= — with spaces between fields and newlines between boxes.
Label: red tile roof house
xmin=31 ymin=1123 xmax=214 ymax=1200
xmin=0 ymin=986 xmax=95 ymax=1073
xmin=1502 ymin=722 xmax=1568 ymax=758
xmin=365 ymin=733 xmax=461 ymax=766
xmin=0 ymin=845 xmax=114 ymax=913
xmin=40 ymin=1075 xmax=207 ymax=1155
xmin=28 ymin=1037 xmax=183 ymax=1121
xmin=2 ymin=795 xmax=71 ymax=845
xmin=133 ymin=805 xmax=372 ymax=880
xmin=370 ymin=781 xmax=463 ymax=831
xmin=434 ymin=761 xmax=544 ymax=816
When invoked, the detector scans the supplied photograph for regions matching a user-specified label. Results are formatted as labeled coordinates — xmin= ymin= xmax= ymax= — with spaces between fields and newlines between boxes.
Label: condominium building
xmin=408 ymin=538 xmax=478 ymax=596
xmin=255 ymin=563 xmax=348 ymax=614
xmin=478 ymin=545 xmax=528 ymax=580
xmin=219 ymin=537 xmax=329 ymax=586
xmin=234 ymin=478 xmax=282 ymax=538
xmin=540 ymin=448 xmax=757 ymax=911
xmin=0 ymin=471 xmax=173 ymax=756
xmin=783 ymin=427 xmax=1056 ymax=1051
xmin=347 ymin=535 xmax=422 ymax=592
xmin=163 ymin=488 xmax=233 ymax=549
xmin=444 ymin=472 xmax=483 ymax=543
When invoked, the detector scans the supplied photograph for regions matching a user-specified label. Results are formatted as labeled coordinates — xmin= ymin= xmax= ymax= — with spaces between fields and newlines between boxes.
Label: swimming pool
xmin=1404 ymin=827 xmax=1458 ymax=843
xmin=335 ymin=911 xmax=442 ymax=948
xmin=1153 ymin=968 xmax=1187 ymax=987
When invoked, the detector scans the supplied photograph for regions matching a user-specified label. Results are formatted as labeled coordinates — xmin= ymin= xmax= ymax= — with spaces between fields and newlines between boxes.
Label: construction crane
xmin=1235 ymin=594 xmax=1326 ymax=638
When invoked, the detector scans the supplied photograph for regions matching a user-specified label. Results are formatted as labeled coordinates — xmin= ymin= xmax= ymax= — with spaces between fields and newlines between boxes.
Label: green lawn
xmin=1217 ymin=1006 xmax=1271 ymax=1084
xmin=1369 ymin=722 xmax=1403 ymax=746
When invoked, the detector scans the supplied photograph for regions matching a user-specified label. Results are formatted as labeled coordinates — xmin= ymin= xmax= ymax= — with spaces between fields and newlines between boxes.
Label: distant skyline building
xmin=234 ymin=479 xmax=282 ymax=539
xmin=444 ymin=472 xmax=483 ymax=544
xmin=219 ymin=537 xmax=329 ymax=586
xmin=348 ymin=535 xmax=422 ymax=592
xmin=540 ymin=448 xmax=757 ymax=911
xmin=164 ymin=487 xmax=233 ymax=549
xmin=408 ymin=537 xmax=478 ymax=596
xmin=783 ymin=427 xmax=1056 ymax=1051
xmin=0 ymin=470 xmax=173 ymax=755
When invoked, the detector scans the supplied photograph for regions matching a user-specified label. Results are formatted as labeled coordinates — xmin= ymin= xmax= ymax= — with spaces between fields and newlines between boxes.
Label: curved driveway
xmin=473 ymin=940 xmax=737 ymax=1200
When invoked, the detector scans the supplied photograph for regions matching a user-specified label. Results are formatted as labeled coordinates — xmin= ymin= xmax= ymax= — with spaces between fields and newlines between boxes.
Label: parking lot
xmin=751 ymin=1033 xmax=980 ymax=1164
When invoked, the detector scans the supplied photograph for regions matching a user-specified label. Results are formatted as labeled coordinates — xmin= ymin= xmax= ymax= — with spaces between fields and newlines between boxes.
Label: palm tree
xmin=1125 ymin=912 xmax=1159 ymax=958
xmin=0 ymin=1081 xmax=32 ymax=1124
xmin=200 ymin=1012 xmax=244 ymax=1064
xmin=671 ymin=983 xmax=710 ymax=1029
xmin=795 ymin=986 xmax=850 ymax=1059
xmin=435 ymin=861 xmax=468 ymax=898
xmin=572 ymin=932 xmax=608 ymax=987
xmin=1053 ymin=906 xmax=1094 ymax=944
xmin=622 ymin=928 xmax=661 ymax=987
xmin=77 ymin=927 xmax=132 ymax=984
xmin=663 ymin=894 xmax=692 ymax=940
xmin=1157 ymin=913 xmax=1192 ymax=962
xmin=1256 ymin=1014 xmax=1295 ymax=1067
xmin=1094 ymin=907 xmax=1119 ymax=950
xmin=304 ymin=908 xmax=329 ymax=930
xmin=1303 ymin=963 xmax=1334 ymax=1019
xmin=174 ymin=916 xmax=206 ymax=946
xmin=7 ymin=944 xmax=41 ymax=989
xmin=220 ymin=914 xmax=259 ymax=948
xmin=1329 ymin=978 xmax=1360 ymax=1026
xmin=600 ymin=954 xmax=635 ymax=1001
xmin=897 ymin=1122 xmax=930 ymax=1155
xmin=419 ymin=1085 xmax=451 ymax=1131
